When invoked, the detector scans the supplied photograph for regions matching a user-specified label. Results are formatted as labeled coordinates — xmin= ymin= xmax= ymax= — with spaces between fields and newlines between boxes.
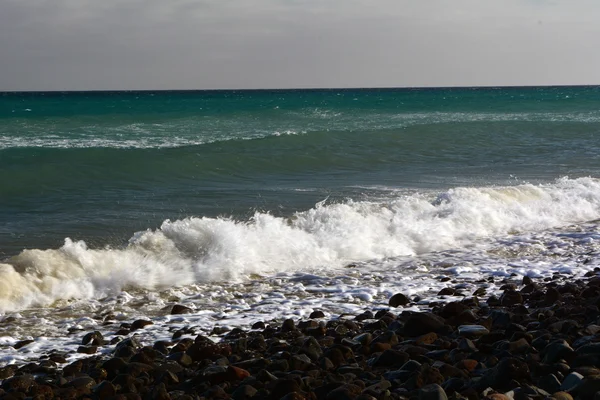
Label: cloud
xmin=1 ymin=0 xmax=599 ymax=90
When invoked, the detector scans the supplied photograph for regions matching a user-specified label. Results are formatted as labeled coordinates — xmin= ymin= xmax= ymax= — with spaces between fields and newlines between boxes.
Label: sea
xmin=1 ymin=86 xmax=600 ymax=365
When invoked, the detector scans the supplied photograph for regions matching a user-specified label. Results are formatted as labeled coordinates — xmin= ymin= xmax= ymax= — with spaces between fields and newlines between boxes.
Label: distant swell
xmin=2 ymin=177 xmax=600 ymax=312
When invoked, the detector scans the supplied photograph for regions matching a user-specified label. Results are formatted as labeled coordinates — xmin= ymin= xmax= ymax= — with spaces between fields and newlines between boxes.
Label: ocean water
xmin=2 ymin=86 xmax=600 ymax=364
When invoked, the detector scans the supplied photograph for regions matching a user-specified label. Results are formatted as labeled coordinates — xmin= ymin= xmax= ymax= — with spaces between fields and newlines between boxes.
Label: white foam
xmin=2 ymin=177 xmax=600 ymax=313
xmin=4 ymin=109 xmax=600 ymax=150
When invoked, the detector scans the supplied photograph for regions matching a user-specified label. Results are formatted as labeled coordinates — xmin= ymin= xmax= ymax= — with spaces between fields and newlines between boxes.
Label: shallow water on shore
xmin=2 ymin=218 xmax=599 ymax=366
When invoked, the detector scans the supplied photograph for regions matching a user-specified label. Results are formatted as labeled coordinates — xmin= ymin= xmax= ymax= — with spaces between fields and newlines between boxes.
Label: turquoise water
xmin=1 ymin=86 xmax=600 ymax=257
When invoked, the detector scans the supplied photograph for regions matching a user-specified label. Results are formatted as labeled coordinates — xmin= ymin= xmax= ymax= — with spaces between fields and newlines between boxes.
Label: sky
xmin=1 ymin=0 xmax=600 ymax=90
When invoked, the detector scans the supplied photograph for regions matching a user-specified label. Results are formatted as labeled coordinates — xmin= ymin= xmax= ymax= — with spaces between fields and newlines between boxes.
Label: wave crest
xmin=2 ymin=176 xmax=600 ymax=312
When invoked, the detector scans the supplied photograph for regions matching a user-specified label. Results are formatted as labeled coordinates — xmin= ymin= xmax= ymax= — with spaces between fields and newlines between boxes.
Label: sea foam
xmin=2 ymin=176 xmax=600 ymax=312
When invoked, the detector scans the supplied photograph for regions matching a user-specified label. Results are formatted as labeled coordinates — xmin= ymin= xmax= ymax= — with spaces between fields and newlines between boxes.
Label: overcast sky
xmin=1 ymin=0 xmax=600 ymax=90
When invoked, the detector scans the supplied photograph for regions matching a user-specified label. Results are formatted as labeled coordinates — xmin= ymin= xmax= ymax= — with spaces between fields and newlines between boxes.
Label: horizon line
xmin=2 ymin=83 xmax=600 ymax=94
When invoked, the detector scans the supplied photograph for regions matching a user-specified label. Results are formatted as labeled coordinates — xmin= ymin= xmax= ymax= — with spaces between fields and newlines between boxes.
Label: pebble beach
xmin=4 ymin=269 xmax=600 ymax=399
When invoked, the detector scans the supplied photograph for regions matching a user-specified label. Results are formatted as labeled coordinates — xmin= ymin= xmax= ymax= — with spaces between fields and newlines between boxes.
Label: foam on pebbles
xmin=1 ymin=220 xmax=600 ymax=398
xmin=1 ymin=221 xmax=600 ymax=367
xmin=3 ymin=273 xmax=600 ymax=398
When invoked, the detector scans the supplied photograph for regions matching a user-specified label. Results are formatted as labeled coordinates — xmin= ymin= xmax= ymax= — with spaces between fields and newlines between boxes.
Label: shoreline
xmin=2 ymin=272 xmax=600 ymax=399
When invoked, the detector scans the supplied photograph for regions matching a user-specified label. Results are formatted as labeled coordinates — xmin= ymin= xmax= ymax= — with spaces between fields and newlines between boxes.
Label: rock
xmin=251 ymin=321 xmax=265 ymax=329
xmin=231 ymin=384 xmax=258 ymax=400
xmin=62 ymin=360 xmax=83 ymax=377
xmin=269 ymin=378 xmax=301 ymax=399
xmin=507 ymin=338 xmax=531 ymax=354
xmin=310 ymin=310 xmax=325 ymax=318
xmin=544 ymin=287 xmax=562 ymax=305
xmin=171 ymin=304 xmax=192 ymax=315
xmin=543 ymin=340 xmax=575 ymax=363
xmin=551 ymin=392 xmax=574 ymax=400
xmin=485 ymin=394 xmax=511 ymax=400
xmin=281 ymin=318 xmax=296 ymax=332
xmin=168 ymin=352 xmax=193 ymax=367
xmin=112 ymin=373 xmax=138 ymax=394
xmin=500 ymin=290 xmax=523 ymax=306
xmin=389 ymin=293 xmax=410 ymax=307
xmin=438 ymin=288 xmax=455 ymax=296
xmin=403 ymin=313 xmax=446 ymax=336
xmin=48 ymin=354 xmax=67 ymax=364
xmin=458 ymin=325 xmax=489 ymax=338
xmin=81 ymin=330 xmax=104 ymax=345
xmin=13 ymin=339 xmax=34 ymax=349
xmin=455 ymin=359 xmax=478 ymax=372
xmin=326 ymin=384 xmax=362 ymax=399
xmin=437 ymin=363 xmax=468 ymax=380
xmin=268 ymin=358 xmax=289 ymax=372
xmin=416 ymin=332 xmax=438 ymax=345
xmin=290 ymin=354 xmax=312 ymax=371
xmin=203 ymin=385 xmax=229 ymax=399
xmin=372 ymin=330 xmax=398 ymax=346
xmin=500 ymin=283 xmax=518 ymax=291
xmin=102 ymin=357 xmax=128 ymax=379
xmin=560 ymin=371 xmax=584 ymax=392
xmin=478 ymin=357 xmax=530 ymax=390
xmin=67 ymin=376 xmax=96 ymax=389
xmin=301 ymin=336 xmax=323 ymax=361
xmin=574 ymin=376 xmax=600 ymax=399
xmin=363 ymin=380 xmax=391 ymax=397
xmin=227 ymin=365 xmax=250 ymax=380
xmin=1 ymin=374 xmax=35 ymax=391
xmin=157 ymin=370 xmax=179 ymax=386
xmin=127 ymin=361 xmax=154 ymax=377
xmin=458 ymin=338 xmax=477 ymax=352
xmin=131 ymin=319 xmax=153 ymax=331
xmin=150 ymin=383 xmax=171 ymax=400
xmin=439 ymin=302 xmax=469 ymax=318
xmin=418 ymin=383 xmax=448 ymax=400
xmin=115 ymin=336 xmax=142 ymax=351
xmin=187 ymin=342 xmax=231 ymax=362
xmin=354 ymin=332 xmax=373 ymax=346
xmin=0 ymin=366 xmax=16 ymax=380
xmin=576 ymin=342 xmax=600 ymax=355
xmin=401 ymin=359 xmax=423 ymax=372
xmin=371 ymin=349 xmax=409 ymax=368
xmin=77 ymin=345 xmax=97 ymax=354
xmin=31 ymin=385 xmax=53 ymax=399
xmin=537 ymin=373 xmax=561 ymax=394
xmin=417 ymin=365 xmax=445 ymax=387
xmin=281 ymin=393 xmax=308 ymax=400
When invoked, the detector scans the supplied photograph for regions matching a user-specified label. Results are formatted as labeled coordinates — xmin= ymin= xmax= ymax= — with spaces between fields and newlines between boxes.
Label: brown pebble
xmin=227 ymin=365 xmax=250 ymax=380
xmin=370 ymin=342 xmax=391 ymax=353
xmin=416 ymin=332 xmax=438 ymax=345
xmin=389 ymin=293 xmax=410 ymax=307
xmin=130 ymin=319 xmax=153 ymax=331
xmin=500 ymin=290 xmax=523 ymax=306
xmin=551 ymin=392 xmax=574 ymax=400
xmin=281 ymin=318 xmax=296 ymax=332
xmin=77 ymin=346 xmax=97 ymax=354
xmin=455 ymin=359 xmax=478 ymax=372
xmin=438 ymin=287 xmax=455 ymax=296
xmin=170 ymin=304 xmax=192 ymax=315
xmin=13 ymin=340 xmax=34 ymax=349
xmin=485 ymin=394 xmax=511 ymax=400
